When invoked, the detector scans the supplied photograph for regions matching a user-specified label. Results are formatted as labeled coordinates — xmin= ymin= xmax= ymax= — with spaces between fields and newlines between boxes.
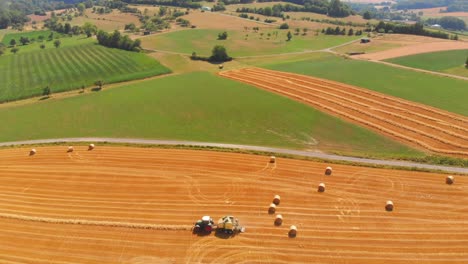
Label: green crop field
xmin=386 ymin=49 xmax=468 ymax=78
xmin=0 ymin=43 xmax=170 ymax=102
xmin=0 ymin=72 xmax=422 ymax=159
xmin=2 ymin=35 xmax=96 ymax=55
xmin=263 ymin=53 xmax=468 ymax=116
xmin=2 ymin=30 xmax=52 ymax=46
xmin=141 ymin=29 xmax=357 ymax=57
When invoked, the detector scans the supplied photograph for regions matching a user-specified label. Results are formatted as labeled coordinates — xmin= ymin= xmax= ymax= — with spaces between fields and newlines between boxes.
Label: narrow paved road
xmin=1 ymin=138 xmax=466 ymax=174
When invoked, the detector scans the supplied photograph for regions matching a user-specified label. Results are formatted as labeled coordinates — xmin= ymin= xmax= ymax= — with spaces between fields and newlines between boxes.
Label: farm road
xmin=362 ymin=59 xmax=468 ymax=82
xmin=1 ymin=138 xmax=466 ymax=174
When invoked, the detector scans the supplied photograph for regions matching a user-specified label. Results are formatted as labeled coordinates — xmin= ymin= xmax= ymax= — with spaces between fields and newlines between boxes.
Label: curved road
xmin=0 ymin=137 xmax=466 ymax=174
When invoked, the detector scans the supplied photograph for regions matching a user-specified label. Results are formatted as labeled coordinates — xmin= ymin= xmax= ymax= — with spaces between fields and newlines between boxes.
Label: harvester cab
xmin=193 ymin=216 xmax=214 ymax=234
xmin=217 ymin=215 xmax=245 ymax=234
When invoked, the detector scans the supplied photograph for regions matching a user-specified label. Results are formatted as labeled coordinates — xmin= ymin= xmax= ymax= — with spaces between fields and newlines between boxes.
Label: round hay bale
xmin=270 ymin=156 xmax=276 ymax=163
xmin=325 ymin=166 xmax=333 ymax=176
xmin=274 ymin=214 xmax=283 ymax=226
xmin=29 ymin=149 xmax=37 ymax=156
xmin=289 ymin=225 xmax=297 ymax=237
xmin=218 ymin=64 xmax=224 ymax=69
xmin=318 ymin=183 xmax=326 ymax=192
xmin=385 ymin=200 xmax=394 ymax=211
xmin=446 ymin=176 xmax=454 ymax=185
xmin=88 ymin=144 xmax=95 ymax=151
xmin=67 ymin=146 xmax=74 ymax=153
xmin=273 ymin=195 xmax=281 ymax=205
xmin=268 ymin=203 xmax=276 ymax=214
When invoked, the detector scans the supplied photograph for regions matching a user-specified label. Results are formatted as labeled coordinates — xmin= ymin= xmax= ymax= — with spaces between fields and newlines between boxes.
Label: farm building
xmin=201 ymin=6 xmax=211 ymax=12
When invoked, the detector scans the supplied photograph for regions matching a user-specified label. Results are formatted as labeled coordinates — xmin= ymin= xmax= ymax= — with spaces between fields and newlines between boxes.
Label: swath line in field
xmin=0 ymin=212 xmax=192 ymax=231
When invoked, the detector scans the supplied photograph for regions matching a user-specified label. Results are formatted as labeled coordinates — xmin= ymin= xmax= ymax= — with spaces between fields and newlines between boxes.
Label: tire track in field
xmin=0 ymin=212 xmax=192 ymax=231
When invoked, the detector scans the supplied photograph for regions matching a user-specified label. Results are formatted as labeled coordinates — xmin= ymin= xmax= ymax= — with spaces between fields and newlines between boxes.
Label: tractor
xmin=217 ymin=215 xmax=245 ymax=234
xmin=193 ymin=215 xmax=245 ymax=235
xmin=193 ymin=216 xmax=215 ymax=234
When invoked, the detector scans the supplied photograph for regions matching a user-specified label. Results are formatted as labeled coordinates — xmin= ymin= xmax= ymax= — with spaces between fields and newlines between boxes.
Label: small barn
xmin=201 ymin=6 xmax=211 ymax=12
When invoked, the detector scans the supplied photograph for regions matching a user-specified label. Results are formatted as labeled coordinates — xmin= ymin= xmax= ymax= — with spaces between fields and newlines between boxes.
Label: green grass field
xmin=386 ymin=49 xmax=468 ymax=78
xmin=0 ymin=29 xmax=13 ymax=42
xmin=2 ymin=30 xmax=52 ymax=46
xmin=262 ymin=53 xmax=468 ymax=116
xmin=141 ymin=29 xmax=357 ymax=57
xmin=0 ymin=72 xmax=422 ymax=159
xmin=0 ymin=42 xmax=170 ymax=102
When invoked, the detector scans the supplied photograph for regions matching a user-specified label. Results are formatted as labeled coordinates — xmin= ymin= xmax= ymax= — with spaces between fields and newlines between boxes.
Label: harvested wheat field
xmin=183 ymin=10 xmax=273 ymax=30
xmin=355 ymin=41 xmax=468 ymax=60
xmin=0 ymin=146 xmax=467 ymax=263
xmin=219 ymin=68 xmax=468 ymax=157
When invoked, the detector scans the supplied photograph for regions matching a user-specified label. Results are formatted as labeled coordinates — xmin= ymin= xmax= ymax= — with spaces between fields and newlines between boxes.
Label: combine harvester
xmin=193 ymin=215 xmax=245 ymax=235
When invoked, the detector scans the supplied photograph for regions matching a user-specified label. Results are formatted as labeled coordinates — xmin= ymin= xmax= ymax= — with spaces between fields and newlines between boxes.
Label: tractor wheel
xmin=204 ymin=225 xmax=213 ymax=233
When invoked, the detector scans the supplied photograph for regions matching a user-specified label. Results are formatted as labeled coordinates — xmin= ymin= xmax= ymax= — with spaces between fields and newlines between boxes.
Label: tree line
xmin=396 ymin=0 xmax=468 ymax=12
xmin=44 ymin=11 xmax=97 ymax=37
xmin=96 ymin=30 xmax=142 ymax=52
xmin=0 ymin=0 xmax=93 ymax=29
xmin=190 ymin=45 xmax=232 ymax=62
xmin=121 ymin=0 xmax=202 ymax=9
xmin=323 ymin=27 xmax=363 ymax=36
xmin=232 ymin=0 xmax=353 ymax=17
xmin=425 ymin=17 xmax=466 ymax=31
xmin=375 ymin=21 xmax=452 ymax=39
xmin=395 ymin=0 xmax=449 ymax=10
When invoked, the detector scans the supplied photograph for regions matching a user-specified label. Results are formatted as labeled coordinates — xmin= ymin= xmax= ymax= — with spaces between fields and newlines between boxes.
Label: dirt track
xmin=219 ymin=68 xmax=468 ymax=158
xmin=0 ymin=146 xmax=467 ymax=263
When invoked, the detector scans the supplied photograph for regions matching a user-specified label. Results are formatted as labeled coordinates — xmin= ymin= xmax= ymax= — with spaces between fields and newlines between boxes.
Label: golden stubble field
xmin=0 ymin=146 xmax=466 ymax=263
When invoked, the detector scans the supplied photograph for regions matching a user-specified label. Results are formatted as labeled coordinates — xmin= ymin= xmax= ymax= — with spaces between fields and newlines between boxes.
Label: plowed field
xmin=0 ymin=146 xmax=466 ymax=263
xmin=219 ymin=68 xmax=468 ymax=157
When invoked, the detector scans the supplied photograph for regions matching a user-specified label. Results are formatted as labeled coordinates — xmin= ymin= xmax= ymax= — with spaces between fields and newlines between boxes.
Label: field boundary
xmin=0 ymin=137 xmax=466 ymax=174
xmin=363 ymin=59 xmax=468 ymax=81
